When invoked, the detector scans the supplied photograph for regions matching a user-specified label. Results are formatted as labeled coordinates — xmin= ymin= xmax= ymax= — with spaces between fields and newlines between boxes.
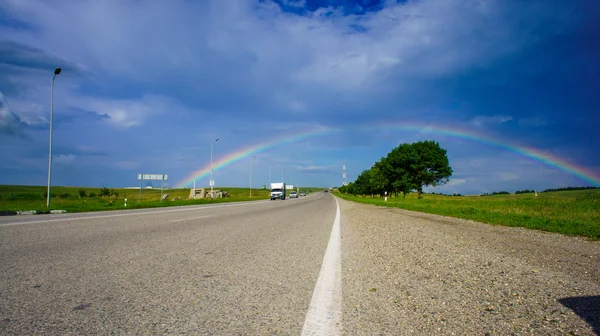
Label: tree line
xmin=481 ymin=191 xmax=511 ymax=196
xmin=338 ymin=140 xmax=453 ymax=198
xmin=542 ymin=186 xmax=599 ymax=193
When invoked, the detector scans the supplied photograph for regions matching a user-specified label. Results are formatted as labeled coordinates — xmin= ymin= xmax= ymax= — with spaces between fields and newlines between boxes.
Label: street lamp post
xmin=210 ymin=137 xmax=219 ymax=198
xmin=250 ymin=156 xmax=256 ymax=198
xmin=47 ymin=67 xmax=61 ymax=208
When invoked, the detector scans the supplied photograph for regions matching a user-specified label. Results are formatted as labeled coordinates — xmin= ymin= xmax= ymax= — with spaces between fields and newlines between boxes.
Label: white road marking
xmin=301 ymin=197 xmax=342 ymax=336
xmin=169 ymin=215 xmax=212 ymax=223
xmin=0 ymin=200 xmax=271 ymax=227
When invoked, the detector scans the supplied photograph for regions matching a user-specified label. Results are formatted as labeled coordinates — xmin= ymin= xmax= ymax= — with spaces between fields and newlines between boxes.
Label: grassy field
xmin=0 ymin=185 xmax=321 ymax=215
xmin=335 ymin=189 xmax=600 ymax=240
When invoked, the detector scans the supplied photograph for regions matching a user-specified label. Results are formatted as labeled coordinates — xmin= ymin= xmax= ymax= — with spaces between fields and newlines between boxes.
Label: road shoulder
xmin=338 ymin=197 xmax=600 ymax=335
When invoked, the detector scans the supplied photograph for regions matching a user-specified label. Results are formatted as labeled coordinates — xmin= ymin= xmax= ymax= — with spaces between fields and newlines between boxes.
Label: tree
xmin=408 ymin=140 xmax=453 ymax=196
xmin=78 ymin=188 xmax=87 ymax=198
xmin=353 ymin=169 xmax=371 ymax=196
xmin=369 ymin=160 xmax=389 ymax=197
xmin=381 ymin=144 xmax=416 ymax=197
xmin=342 ymin=141 xmax=453 ymax=198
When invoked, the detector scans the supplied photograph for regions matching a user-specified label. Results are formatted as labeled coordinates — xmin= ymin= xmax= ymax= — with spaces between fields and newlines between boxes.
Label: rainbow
xmin=367 ymin=121 xmax=600 ymax=186
xmin=175 ymin=127 xmax=339 ymax=188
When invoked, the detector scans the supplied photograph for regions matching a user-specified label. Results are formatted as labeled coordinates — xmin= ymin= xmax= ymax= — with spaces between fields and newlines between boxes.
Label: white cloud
xmin=0 ymin=92 xmax=28 ymax=138
xmin=471 ymin=115 xmax=513 ymax=127
xmin=300 ymin=164 xmax=339 ymax=172
xmin=446 ymin=178 xmax=467 ymax=186
xmin=62 ymin=94 xmax=183 ymax=128
xmin=2 ymin=97 xmax=47 ymax=126
xmin=281 ymin=0 xmax=307 ymax=8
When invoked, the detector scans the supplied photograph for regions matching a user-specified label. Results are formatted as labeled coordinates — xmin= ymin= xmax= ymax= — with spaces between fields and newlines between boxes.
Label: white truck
xmin=270 ymin=182 xmax=286 ymax=200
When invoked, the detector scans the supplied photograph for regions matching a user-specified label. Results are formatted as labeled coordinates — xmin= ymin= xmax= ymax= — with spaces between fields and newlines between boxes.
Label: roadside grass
xmin=335 ymin=190 xmax=600 ymax=240
xmin=0 ymin=185 xmax=324 ymax=215
xmin=0 ymin=185 xmax=272 ymax=214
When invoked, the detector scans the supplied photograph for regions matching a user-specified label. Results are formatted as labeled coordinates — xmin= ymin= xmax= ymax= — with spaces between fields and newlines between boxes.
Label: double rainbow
xmin=175 ymin=122 xmax=599 ymax=188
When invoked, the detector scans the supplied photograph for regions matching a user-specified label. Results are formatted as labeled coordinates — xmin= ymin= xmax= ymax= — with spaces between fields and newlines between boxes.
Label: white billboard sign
xmin=138 ymin=174 xmax=168 ymax=180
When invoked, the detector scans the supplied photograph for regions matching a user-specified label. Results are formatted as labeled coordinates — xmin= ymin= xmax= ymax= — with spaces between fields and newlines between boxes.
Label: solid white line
xmin=301 ymin=197 xmax=342 ymax=336
xmin=169 ymin=215 xmax=212 ymax=223
xmin=0 ymin=200 xmax=271 ymax=227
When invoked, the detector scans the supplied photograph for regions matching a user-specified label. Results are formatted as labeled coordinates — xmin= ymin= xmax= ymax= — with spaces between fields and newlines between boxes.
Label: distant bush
xmin=89 ymin=192 xmax=97 ymax=198
xmin=59 ymin=193 xmax=71 ymax=199
xmin=78 ymin=188 xmax=87 ymax=198
xmin=429 ymin=192 xmax=463 ymax=196
xmin=111 ymin=190 xmax=119 ymax=198
xmin=515 ymin=189 xmax=536 ymax=194
xmin=99 ymin=187 xmax=111 ymax=197
xmin=481 ymin=191 xmax=510 ymax=196
xmin=43 ymin=192 xmax=58 ymax=199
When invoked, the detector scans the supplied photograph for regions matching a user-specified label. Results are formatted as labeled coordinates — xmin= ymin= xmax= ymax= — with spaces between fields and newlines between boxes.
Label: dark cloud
xmin=0 ymin=40 xmax=85 ymax=75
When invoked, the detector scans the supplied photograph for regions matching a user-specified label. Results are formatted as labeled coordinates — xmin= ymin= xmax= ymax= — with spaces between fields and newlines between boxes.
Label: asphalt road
xmin=0 ymin=192 xmax=338 ymax=335
xmin=2 ymin=193 xmax=599 ymax=335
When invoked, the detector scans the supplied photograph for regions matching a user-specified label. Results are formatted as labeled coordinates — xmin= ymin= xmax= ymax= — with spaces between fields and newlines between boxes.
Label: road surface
xmin=1 ymin=193 xmax=599 ymax=335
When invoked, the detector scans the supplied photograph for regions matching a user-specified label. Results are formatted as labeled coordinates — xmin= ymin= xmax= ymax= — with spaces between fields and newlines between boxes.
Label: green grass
xmin=335 ymin=190 xmax=600 ymax=240
xmin=0 ymin=185 xmax=325 ymax=215
xmin=0 ymin=185 xmax=273 ymax=214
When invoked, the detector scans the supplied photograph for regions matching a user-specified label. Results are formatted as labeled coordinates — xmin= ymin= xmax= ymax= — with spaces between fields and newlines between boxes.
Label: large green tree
xmin=369 ymin=160 xmax=389 ymax=196
xmin=342 ymin=140 xmax=452 ymax=198
xmin=407 ymin=140 xmax=453 ymax=196
xmin=381 ymin=144 xmax=416 ymax=197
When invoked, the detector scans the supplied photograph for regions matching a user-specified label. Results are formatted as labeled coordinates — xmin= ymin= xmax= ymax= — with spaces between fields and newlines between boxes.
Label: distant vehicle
xmin=290 ymin=191 xmax=298 ymax=198
xmin=270 ymin=182 xmax=286 ymax=200
xmin=324 ymin=189 xmax=329 ymax=193
xmin=299 ymin=191 xmax=306 ymax=196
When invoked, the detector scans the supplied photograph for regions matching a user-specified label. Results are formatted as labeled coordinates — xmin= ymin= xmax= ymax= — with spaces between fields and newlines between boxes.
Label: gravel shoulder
xmin=339 ymin=197 xmax=600 ymax=335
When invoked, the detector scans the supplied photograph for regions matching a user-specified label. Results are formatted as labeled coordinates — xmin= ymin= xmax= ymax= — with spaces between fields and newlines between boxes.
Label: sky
xmin=0 ymin=0 xmax=599 ymax=195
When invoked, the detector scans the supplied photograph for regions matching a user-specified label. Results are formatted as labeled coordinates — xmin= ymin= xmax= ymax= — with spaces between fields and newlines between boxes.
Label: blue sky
xmin=0 ymin=0 xmax=598 ymax=194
